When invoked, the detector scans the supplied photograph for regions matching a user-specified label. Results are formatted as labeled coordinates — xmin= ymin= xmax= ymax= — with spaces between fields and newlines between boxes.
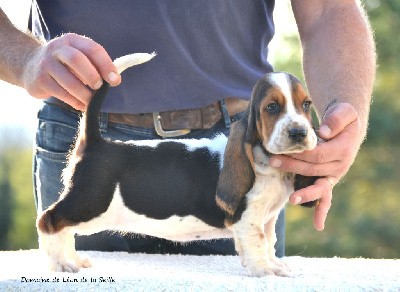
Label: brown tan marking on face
xmin=257 ymin=86 xmax=287 ymax=148
xmin=291 ymin=82 xmax=313 ymax=123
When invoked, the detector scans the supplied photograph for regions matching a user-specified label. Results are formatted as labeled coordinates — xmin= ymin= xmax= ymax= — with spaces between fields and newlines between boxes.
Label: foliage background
xmin=0 ymin=1 xmax=399 ymax=257
xmin=277 ymin=0 xmax=400 ymax=258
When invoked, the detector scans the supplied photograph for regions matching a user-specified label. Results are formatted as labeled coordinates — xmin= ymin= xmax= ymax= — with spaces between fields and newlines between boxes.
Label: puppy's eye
xmin=266 ymin=102 xmax=281 ymax=115
xmin=303 ymin=101 xmax=312 ymax=112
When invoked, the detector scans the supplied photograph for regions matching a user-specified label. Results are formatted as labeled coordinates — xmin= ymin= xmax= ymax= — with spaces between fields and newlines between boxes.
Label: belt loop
xmin=99 ymin=112 xmax=108 ymax=132
xmin=219 ymin=99 xmax=231 ymax=128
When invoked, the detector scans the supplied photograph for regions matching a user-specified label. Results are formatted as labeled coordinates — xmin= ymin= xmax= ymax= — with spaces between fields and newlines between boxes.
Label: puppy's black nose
xmin=289 ymin=127 xmax=307 ymax=142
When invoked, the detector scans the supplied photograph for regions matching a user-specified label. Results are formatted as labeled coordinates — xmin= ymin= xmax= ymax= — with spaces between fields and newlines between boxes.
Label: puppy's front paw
xmin=50 ymin=259 xmax=80 ymax=273
xmin=270 ymin=257 xmax=290 ymax=271
xmin=78 ymin=257 xmax=92 ymax=269
xmin=272 ymin=266 xmax=291 ymax=277
xmin=248 ymin=263 xmax=291 ymax=277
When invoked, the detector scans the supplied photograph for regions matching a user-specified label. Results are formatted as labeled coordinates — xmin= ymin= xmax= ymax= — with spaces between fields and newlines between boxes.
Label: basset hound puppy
xmin=36 ymin=53 xmax=318 ymax=277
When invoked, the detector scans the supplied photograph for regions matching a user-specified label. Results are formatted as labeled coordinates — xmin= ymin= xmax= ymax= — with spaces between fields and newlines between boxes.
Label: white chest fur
xmin=227 ymin=145 xmax=294 ymax=276
xmin=247 ymin=145 xmax=294 ymax=222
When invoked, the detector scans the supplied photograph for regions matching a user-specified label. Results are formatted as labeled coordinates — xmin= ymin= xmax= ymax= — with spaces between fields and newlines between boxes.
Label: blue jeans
xmin=33 ymin=102 xmax=285 ymax=256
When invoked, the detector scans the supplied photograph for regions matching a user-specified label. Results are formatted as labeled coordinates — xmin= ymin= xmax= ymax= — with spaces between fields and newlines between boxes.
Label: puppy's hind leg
xmin=37 ymin=212 xmax=91 ymax=272
xmin=36 ymin=185 xmax=110 ymax=271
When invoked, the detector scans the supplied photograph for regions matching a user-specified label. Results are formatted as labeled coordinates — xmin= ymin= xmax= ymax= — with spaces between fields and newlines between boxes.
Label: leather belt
xmin=45 ymin=97 xmax=249 ymax=137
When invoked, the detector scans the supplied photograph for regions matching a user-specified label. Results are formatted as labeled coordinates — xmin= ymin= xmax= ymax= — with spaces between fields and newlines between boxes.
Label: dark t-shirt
xmin=30 ymin=0 xmax=275 ymax=114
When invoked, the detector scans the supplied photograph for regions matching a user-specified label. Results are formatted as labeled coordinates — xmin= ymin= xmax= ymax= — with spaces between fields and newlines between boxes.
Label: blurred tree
xmin=0 ymin=148 xmax=37 ymax=250
xmin=364 ymin=0 xmax=400 ymax=145
xmin=6 ymin=148 xmax=38 ymax=250
xmin=273 ymin=1 xmax=400 ymax=258
xmin=0 ymin=155 xmax=12 ymax=249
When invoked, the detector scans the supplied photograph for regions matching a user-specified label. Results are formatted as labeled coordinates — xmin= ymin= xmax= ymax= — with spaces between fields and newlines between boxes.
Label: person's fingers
xmin=23 ymin=33 xmax=121 ymax=110
xmin=54 ymin=45 xmax=103 ymax=90
xmin=270 ymin=151 xmax=342 ymax=177
xmin=48 ymin=60 xmax=93 ymax=106
xmin=289 ymin=177 xmax=334 ymax=231
xmin=313 ymin=188 xmax=333 ymax=231
xmin=66 ymin=33 xmax=121 ymax=86
xmin=318 ymin=103 xmax=359 ymax=140
xmin=40 ymin=76 xmax=86 ymax=110
xmin=290 ymin=177 xmax=335 ymax=205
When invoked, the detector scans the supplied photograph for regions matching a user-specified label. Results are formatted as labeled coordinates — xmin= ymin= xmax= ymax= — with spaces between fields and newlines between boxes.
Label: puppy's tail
xmin=83 ymin=52 xmax=157 ymax=143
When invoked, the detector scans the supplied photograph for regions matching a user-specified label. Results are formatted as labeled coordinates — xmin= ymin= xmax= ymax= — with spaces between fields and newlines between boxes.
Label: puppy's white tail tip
xmin=113 ymin=52 xmax=157 ymax=75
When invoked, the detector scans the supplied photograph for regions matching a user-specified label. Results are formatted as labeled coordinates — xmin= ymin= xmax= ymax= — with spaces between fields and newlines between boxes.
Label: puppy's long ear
xmin=216 ymin=113 xmax=256 ymax=216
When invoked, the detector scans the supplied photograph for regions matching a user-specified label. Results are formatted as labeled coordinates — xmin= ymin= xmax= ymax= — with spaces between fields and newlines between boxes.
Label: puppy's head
xmin=250 ymin=72 xmax=317 ymax=154
xmin=216 ymin=72 xmax=317 ymax=216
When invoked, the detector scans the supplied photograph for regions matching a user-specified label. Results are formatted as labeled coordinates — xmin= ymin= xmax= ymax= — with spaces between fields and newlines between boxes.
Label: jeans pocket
xmin=36 ymin=119 xmax=77 ymax=154
xmin=34 ymin=119 xmax=77 ymax=211
xmin=34 ymin=146 xmax=68 ymax=211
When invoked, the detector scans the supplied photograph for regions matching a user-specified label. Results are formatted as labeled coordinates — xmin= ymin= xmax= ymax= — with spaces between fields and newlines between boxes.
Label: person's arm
xmin=293 ymin=0 xmax=375 ymax=140
xmin=0 ymin=8 xmax=121 ymax=110
xmin=270 ymin=0 xmax=376 ymax=230
xmin=0 ymin=10 xmax=41 ymax=87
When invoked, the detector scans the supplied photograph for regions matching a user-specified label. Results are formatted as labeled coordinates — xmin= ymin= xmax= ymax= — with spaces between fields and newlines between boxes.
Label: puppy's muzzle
xmin=289 ymin=127 xmax=308 ymax=143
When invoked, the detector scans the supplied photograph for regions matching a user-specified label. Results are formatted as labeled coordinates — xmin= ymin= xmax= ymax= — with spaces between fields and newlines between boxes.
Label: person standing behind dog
xmin=0 ymin=1 xmax=375 ymax=256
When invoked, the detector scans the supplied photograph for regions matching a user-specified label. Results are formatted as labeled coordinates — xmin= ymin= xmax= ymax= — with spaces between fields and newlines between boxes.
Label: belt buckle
xmin=152 ymin=112 xmax=191 ymax=138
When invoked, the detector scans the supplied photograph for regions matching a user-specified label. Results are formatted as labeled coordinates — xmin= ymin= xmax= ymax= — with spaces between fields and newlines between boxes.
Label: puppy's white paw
xmin=271 ymin=257 xmax=290 ymax=271
xmin=49 ymin=254 xmax=91 ymax=273
xmin=272 ymin=266 xmax=291 ymax=277
xmin=78 ymin=257 xmax=92 ymax=269
xmin=248 ymin=263 xmax=291 ymax=277
xmin=50 ymin=259 xmax=80 ymax=273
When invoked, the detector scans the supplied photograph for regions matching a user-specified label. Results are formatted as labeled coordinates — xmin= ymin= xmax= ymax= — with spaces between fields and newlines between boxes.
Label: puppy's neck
xmin=255 ymin=140 xmax=272 ymax=158
xmin=252 ymin=142 xmax=272 ymax=173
